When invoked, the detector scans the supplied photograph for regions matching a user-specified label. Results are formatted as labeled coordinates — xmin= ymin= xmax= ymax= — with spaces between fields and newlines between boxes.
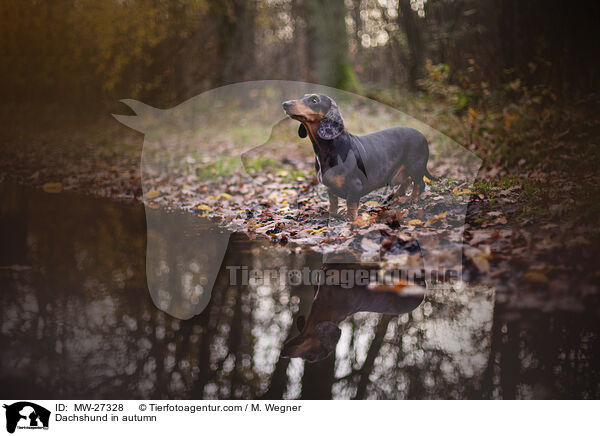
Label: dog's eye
xmin=311 ymin=96 xmax=319 ymax=104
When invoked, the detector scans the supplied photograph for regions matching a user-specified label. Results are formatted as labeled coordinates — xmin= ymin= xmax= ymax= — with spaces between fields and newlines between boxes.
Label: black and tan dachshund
xmin=283 ymin=94 xmax=438 ymax=220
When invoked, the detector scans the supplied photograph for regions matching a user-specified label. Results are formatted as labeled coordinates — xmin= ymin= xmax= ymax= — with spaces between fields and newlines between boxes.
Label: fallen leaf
xmin=466 ymin=248 xmax=491 ymax=273
xmin=369 ymin=282 xmax=425 ymax=296
xmin=42 ymin=182 xmax=62 ymax=193
xmin=468 ymin=230 xmax=495 ymax=245
xmin=521 ymin=271 xmax=549 ymax=284
xmin=452 ymin=188 xmax=472 ymax=196
xmin=363 ymin=201 xmax=379 ymax=208
xmin=468 ymin=107 xmax=478 ymax=122
xmin=491 ymin=216 xmax=508 ymax=225
xmin=407 ymin=219 xmax=423 ymax=226
xmin=145 ymin=189 xmax=161 ymax=199
xmin=471 ymin=255 xmax=490 ymax=273
xmin=352 ymin=213 xmax=372 ymax=227
xmin=368 ymin=280 xmax=410 ymax=293
xmin=426 ymin=211 xmax=448 ymax=225
xmin=197 ymin=204 xmax=211 ymax=211
xmin=320 ymin=237 xmax=340 ymax=244
xmin=361 ymin=237 xmax=380 ymax=253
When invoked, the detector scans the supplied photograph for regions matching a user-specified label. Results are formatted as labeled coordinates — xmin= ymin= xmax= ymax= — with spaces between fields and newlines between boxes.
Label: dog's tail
xmin=424 ymin=168 xmax=440 ymax=182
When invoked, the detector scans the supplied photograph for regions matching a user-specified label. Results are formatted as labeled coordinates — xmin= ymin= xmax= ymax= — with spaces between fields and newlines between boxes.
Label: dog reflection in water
xmin=281 ymin=264 xmax=425 ymax=363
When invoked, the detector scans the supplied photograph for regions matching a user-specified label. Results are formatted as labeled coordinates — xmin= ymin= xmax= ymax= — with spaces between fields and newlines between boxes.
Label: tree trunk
xmin=212 ymin=0 xmax=257 ymax=85
xmin=303 ymin=0 xmax=358 ymax=90
xmin=398 ymin=0 xmax=424 ymax=91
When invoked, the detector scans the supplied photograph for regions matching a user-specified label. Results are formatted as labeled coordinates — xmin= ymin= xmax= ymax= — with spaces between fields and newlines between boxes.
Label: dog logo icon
xmin=3 ymin=402 xmax=50 ymax=434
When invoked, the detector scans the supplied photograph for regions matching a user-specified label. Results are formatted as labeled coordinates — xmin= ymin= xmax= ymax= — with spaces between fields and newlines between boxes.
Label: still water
xmin=0 ymin=183 xmax=598 ymax=399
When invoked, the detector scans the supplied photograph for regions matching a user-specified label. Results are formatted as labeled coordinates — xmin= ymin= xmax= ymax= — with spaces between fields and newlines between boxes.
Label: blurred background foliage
xmin=1 ymin=0 xmax=597 ymax=107
xmin=0 ymin=0 xmax=598 ymax=176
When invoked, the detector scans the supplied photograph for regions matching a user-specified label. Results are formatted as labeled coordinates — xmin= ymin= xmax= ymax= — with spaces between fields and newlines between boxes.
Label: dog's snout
xmin=282 ymin=100 xmax=292 ymax=110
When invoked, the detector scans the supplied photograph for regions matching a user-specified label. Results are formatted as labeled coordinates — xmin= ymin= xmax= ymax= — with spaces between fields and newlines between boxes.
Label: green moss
xmin=243 ymin=156 xmax=280 ymax=173
xmin=335 ymin=62 xmax=361 ymax=93
xmin=196 ymin=155 xmax=241 ymax=179
xmin=472 ymin=176 xmax=521 ymax=196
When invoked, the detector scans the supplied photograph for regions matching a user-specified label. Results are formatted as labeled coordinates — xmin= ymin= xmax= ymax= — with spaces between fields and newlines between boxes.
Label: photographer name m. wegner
xmin=226 ymin=266 xmax=459 ymax=288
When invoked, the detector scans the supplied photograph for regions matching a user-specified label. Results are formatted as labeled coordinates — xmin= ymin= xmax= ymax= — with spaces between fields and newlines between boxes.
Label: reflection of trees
xmin=301 ymin=354 xmax=335 ymax=400
xmin=481 ymin=302 xmax=600 ymax=399
xmin=353 ymin=315 xmax=392 ymax=399
xmin=1 ymin=184 xmax=599 ymax=399
xmin=260 ymin=250 xmax=319 ymax=400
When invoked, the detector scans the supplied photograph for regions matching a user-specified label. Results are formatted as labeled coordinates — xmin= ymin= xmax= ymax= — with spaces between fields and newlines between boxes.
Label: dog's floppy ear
xmin=317 ymin=102 xmax=345 ymax=140
xmin=298 ymin=123 xmax=307 ymax=138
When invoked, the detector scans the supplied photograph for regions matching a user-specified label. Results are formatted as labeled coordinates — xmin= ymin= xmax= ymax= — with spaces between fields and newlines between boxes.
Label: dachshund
xmin=282 ymin=94 xmax=438 ymax=220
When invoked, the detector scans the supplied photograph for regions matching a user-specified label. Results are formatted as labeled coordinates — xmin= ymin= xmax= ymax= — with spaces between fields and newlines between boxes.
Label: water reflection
xmin=0 ymin=183 xmax=598 ymax=399
xmin=144 ymin=208 xmax=231 ymax=319
xmin=282 ymin=264 xmax=425 ymax=362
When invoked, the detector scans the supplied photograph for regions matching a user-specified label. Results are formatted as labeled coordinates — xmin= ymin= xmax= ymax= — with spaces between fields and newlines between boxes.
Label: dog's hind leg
xmin=408 ymin=177 xmax=425 ymax=202
xmin=386 ymin=165 xmax=411 ymax=202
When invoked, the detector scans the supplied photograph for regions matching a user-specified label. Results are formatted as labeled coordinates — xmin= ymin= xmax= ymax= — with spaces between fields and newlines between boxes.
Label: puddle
xmin=0 ymin=182 xmax=598 ymax=399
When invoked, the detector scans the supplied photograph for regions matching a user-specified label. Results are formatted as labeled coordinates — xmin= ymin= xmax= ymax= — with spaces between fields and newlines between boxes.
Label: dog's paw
xmin=328 ymin=211 xmax=345 ymax=220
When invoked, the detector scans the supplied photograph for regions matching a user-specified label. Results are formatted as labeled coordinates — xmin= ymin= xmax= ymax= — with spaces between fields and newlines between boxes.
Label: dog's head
xmin=282 ymin=94 xmax=345 ymax=140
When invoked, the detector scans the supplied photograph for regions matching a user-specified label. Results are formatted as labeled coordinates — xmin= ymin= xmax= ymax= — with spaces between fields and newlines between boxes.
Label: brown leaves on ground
xmin=2 ymin=120 xmax=597 ymax=303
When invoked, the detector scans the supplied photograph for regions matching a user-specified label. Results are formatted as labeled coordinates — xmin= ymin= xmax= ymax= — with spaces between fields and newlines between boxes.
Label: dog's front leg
xmin=347 ymin=196 xmax=359 ymax=221
xmin=328 ymin=191 xmax=339 ymax=216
